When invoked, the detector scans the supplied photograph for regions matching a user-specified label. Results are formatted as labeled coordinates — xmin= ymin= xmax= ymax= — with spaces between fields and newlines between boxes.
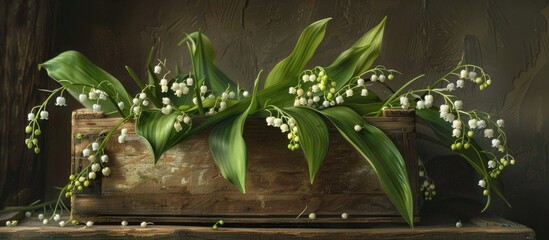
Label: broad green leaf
xmin=208 ymin=71 xmax=262 ymax=192
xmin=333 ymin=17 xmax=386 ymax=77
xmin=342 ymin=102 xmax=384 ymax=116
xmin=282 ymin=107 xmax=329 ymax=183
xmin=325 ymin=45 xmax=370 ymax=89
xmin=318 ymin=106 xmax=414 ymax=227
xmin=39 ymin=51 xmax=131 ymax=116
xmin=324 ymin=17 xmax=385 ymax=91
xmin=135 ymin=110 xmax=190 ymax=163
xmin=415 ymin=108 xmax=510 ymax=209
xmin=263 ymin=18 xmax=331 ymax=89
xmin=183 ymin=32 xmax=237 ymax=94
xmin=178 ymin=32 xmax=216 ymax=63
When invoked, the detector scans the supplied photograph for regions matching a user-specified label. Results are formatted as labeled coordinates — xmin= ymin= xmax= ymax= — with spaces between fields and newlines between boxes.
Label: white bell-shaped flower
xmin=484 ymin=128 xmax=494 ymax=138
xmin=92 ymin=104 xmax=101 ymax=112
xmin=416 ymin=100 xmax=425 ymax=109
xmin=55 ymin=96 xmax=67 ymax=106
xmin=40 ymin=111 xmax=49 ymax=120
xmin=79 ymin=94 xmax=87 ymax=102
xmin=154 ymin=65 xmax=162 ymax=74
xmin=497 ymin=119 xmax=505 ymax=128
xmin=477 ymin=120 xmax=487 ymax=129
xmin=27 ymin=112 xmax=35 ymax=121
xmin=102 ymin=167 xmax=111 ymax=176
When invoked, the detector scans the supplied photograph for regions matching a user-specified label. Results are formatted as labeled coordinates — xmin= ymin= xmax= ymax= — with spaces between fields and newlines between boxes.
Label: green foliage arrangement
xmin=17 ymin=17 xmax=514 ymax=227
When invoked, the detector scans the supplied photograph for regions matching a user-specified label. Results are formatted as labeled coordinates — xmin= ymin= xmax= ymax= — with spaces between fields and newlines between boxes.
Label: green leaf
xmin=282 ymin=107 xmax=329 ymax=183
xmin=208 ymin=71 xmax=262 ymax=192
xmin=324 ymin=17 xmax=385 ymax=90
xmin=183 ymin=32 xmax=237 ymax=94
xmin=40 ymin=51 xmax=131 ymax=116
xmin=135 ymin=110 xmax=190 ymax=163
xmin=179 ymin=32 xmax=216 ymax=63
xmin=325 ymin=45 xmax=370 ymax=89
xmin=318 ymin=106 xmax=414 ymax=227
xmin=415 ymin=108 xmax=510 ymax=210
xmin=336 ymin=17 xmax=386 ymax=77
xmin=263 ymin=18 xmax=331 ymax=89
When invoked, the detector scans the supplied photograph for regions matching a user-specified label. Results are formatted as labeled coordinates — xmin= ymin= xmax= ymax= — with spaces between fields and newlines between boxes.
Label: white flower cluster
xmin=130 ymin=92 xmax=149 ymax=116
xmin=266 ymin=114 xmax=300 ymax=151
xmin=118 ymin=128 xmax=128 ymax=143
xmin=420 ymin=179 xmax=436 ymax=201
xmin=170 ymin=78 xmax=192 ymax=97
xmin=406 ymin=66 xmax=515 ymax=195
xmin=173 ymin=114 xmax=191 ymax=132
xmin=77 ymin=87 xmax=125 ymax=112
xmin=418 ymin=160 xmax=436 ymax=201
xmin=288 ymin=66 xmax=393 ymax=110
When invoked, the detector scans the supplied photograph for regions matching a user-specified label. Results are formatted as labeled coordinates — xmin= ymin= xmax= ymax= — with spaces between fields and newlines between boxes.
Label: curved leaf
xmin=415 ymin=108 xmax=510 ymax=209
xmin=325 ymin=45 xmax=370 ymax=89
xmin=135 ymin=110 xmax=190 ymax=163
xmin=282 ymin=107 xmax=329 ymax=183
xmin=184 ymin=32 xmax=237 ymax=94
xmin=40 ymin=51 xmax=131 ymax=116
xmin=324 ymin=17 xmax=386 ymax=91
xmin=208 ymin=71 xmax=262 ymax=192
xmin=263 ymin=18 xmax=331 ymax=89
xmin=318 ymin=106 xmax=414 ymax=227
xmin=333 ymin=17 xmax=386 ymax=77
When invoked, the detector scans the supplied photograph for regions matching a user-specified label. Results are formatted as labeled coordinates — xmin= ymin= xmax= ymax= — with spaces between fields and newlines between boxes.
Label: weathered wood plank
xmin=70 ymin=109 xmax=419 ymax=224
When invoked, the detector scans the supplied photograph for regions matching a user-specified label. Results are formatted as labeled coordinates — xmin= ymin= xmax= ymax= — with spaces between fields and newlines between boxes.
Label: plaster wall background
xmin=42 ymin=0 xmax=548 ymax=237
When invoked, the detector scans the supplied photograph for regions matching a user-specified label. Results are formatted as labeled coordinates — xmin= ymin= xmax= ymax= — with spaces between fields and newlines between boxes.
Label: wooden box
xmin=70 ymin=109 xmax=419 ymax=225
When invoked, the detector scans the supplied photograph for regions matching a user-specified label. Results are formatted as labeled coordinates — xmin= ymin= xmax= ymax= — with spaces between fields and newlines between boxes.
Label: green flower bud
xmin=25 ymin=126 xmax=32 ymax=133
xmin=34 ymin=129 xmax=41 ymax=136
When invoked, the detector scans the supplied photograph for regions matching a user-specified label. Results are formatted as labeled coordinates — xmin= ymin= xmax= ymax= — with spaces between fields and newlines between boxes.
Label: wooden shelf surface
xmin=0 ymin=213 xmax=535 ymax=240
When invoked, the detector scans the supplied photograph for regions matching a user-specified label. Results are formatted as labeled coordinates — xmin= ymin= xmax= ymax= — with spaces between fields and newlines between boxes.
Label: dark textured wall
xmin=38 ymin=0 xmax=549 ymax=238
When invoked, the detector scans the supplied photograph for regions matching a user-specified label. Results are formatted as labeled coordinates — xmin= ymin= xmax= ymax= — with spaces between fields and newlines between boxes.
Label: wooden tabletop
xmin=0 ymin=213 xmax=535 ymax=240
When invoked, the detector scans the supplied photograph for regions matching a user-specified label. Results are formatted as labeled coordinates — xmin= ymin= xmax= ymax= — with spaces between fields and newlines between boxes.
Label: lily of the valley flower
xmin=477 ymin=120 xmax=487 ymax=129
xmin=416 ymin=100 xmax=425 ymax=109
xmin=361 ymin=88 xmax=368 ymax=96
xmin=456 ymin=79 xmax=465 ymax=88
xmin=92 ymin=104 xmax=101 ymax=112
xmin=478 ymin=179 xmax=486 ymax=188
xmin=40 ymin=111 xmax=49 ymax=120
xmin=484 ymin=128 xmax=494 ymax=138
xmin=446 ymin=82 xmax=456 ymax=91
xmin=460 ymin=69 xmax=468 ymax=79
xmin=102 ymin=167 xmax=111 ymax=176
xmin=55 ymin=96 xmax=67 ymax=106
xmin=497 ymin=119 xmax=505 ymax=128
xmin=154 ymin=65 xmax=162 ymax=74
xmin=424 ymin=95 xmax=433 ymax=108
xmin=468 ymin=119 xmax=478 ymax=129
xmin=488 ymin=160 xmax=496 ymax=168
xmin=491 ymin=139 xmax=501 ymax=148
xmin=454 ymin=100 xmax=463 ymax=110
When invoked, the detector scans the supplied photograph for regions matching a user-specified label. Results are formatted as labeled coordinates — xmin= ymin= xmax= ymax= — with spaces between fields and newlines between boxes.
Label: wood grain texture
xmin=0 ymin=215 xmax=535 ymax=240
xmin=69 ymin=109 xmax=418 ymax=224
xmin=0 ymin=0 xmax=56 ymax=208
